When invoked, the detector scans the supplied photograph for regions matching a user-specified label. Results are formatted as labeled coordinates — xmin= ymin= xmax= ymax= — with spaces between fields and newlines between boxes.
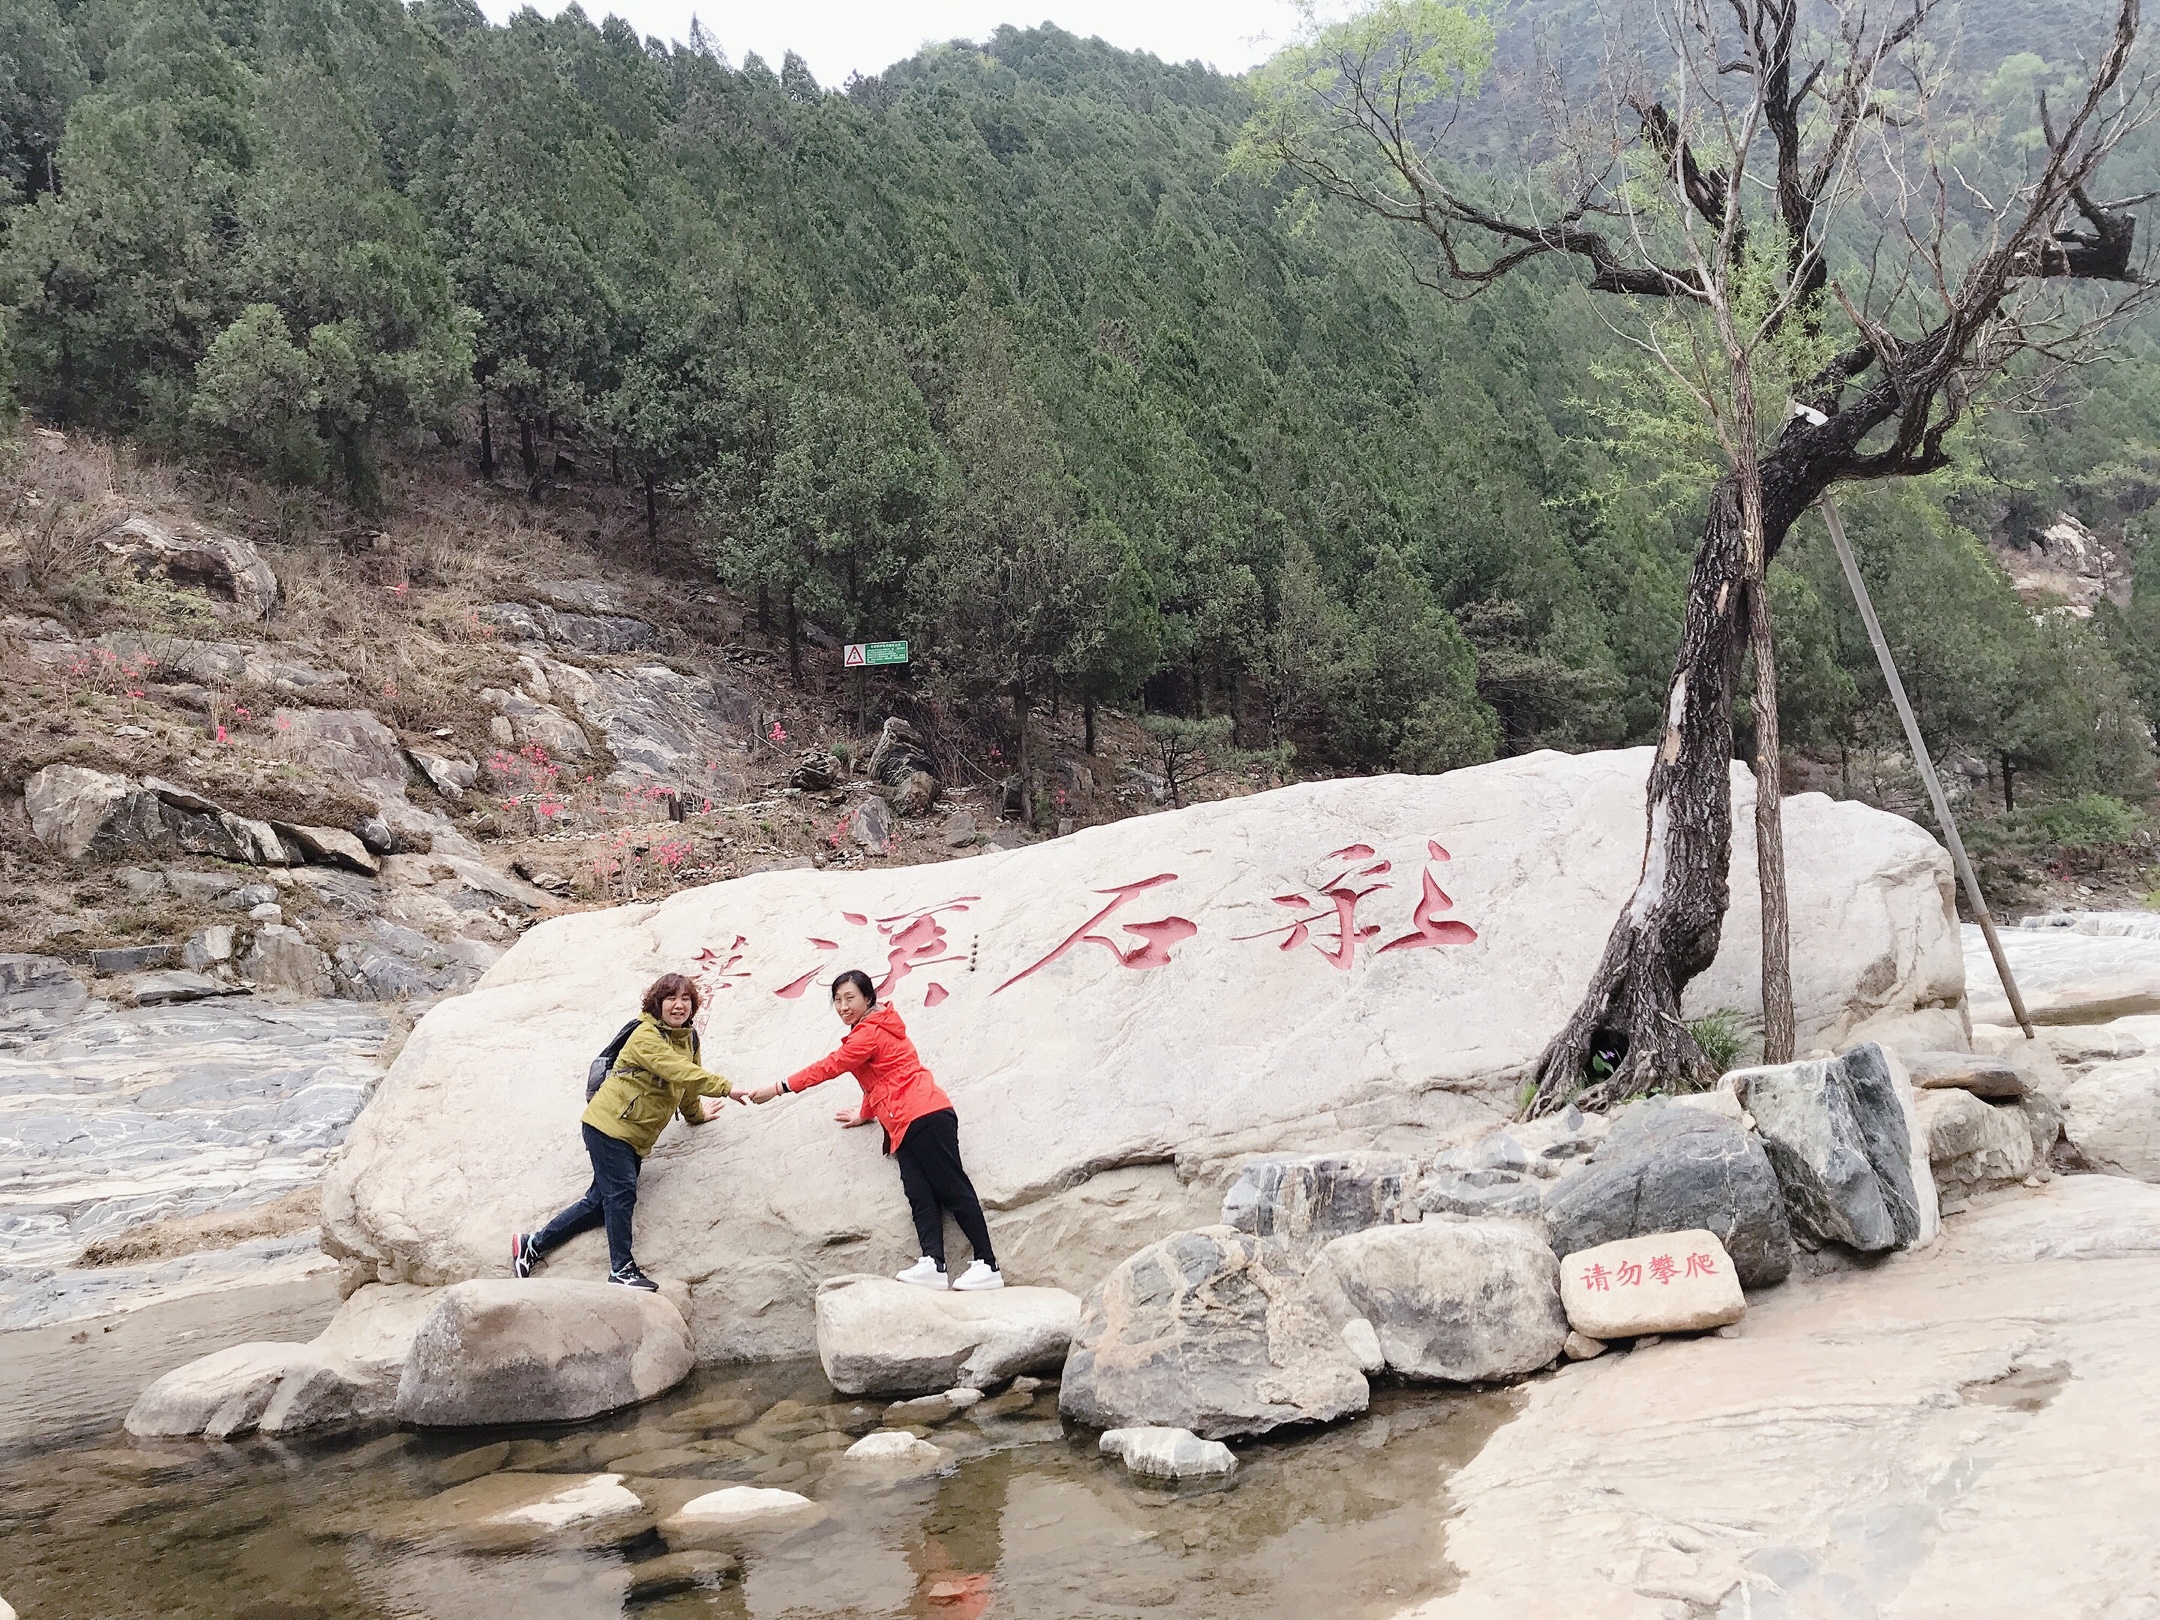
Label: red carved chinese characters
xmin=774 ymin=899 xmax=978 ymax=1005
xmin=1580 ymin=1263 xmax=1612 ymax=1292
xmin=993 ymin=874 xmax=1198 ymax=994
xmin=1684 ymin=1252 xmax=1717 ymax=1278
xmin=1590 ymin=1250 xmax=1720 ymax=1288
xmin=1240 ymin=838 xmax=1476 ymax=971
xmin=1615 ymin=1261 xmax=1644 ymax=1288
xmin=1648 ymin=1254 xmax=1677 ymax=1285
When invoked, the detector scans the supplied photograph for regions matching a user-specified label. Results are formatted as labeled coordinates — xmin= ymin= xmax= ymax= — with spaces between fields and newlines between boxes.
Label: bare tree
xmin=1244 ymin=0 xmax=2154 ymax=1112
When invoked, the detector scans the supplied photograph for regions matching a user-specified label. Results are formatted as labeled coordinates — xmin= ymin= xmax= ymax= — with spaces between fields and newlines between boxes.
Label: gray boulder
xmin=1099 ymin=1426 xmax=1238 ymax=1481
xmin=128 ymin=969 xmax=242 ymax=1006
xmin=243 ymin=925 xmax=334 ymax=996
xmin=814 ymin=1275 xmax=1080 ymax=1396
xmin=394 ymin=1279 xmax=694 ymax=1427
xmin=789 ymin=750 xmax=839 ymax=791
xmin=1541 ymin=1098 xmax=1793 ymax=1286
xmin=90 ymin=943 xmax=175 ymax=975
xmin=1417 ymin=1166 xmax=1546 ymax=1220
xmin=22 ymin=764 xmax=131 ymax=857
xmin=849 ymin=794 xmax=894 ymax=855
xmin=1059 ymin=1226 xmax=1368 ymax=1440
xmin=1220 ymin=1153 xmax=1420 ymax=1245
xmin=867 ymin=717 xmax=940 ymax=816
xmin=1733 ymin=1044 xmax=1928 ymax=1252
xmin=0 ymin=954 xmax=88 ymax=1032
xmin=98 ymin=513 xmax=278 ymax=619
xmin=274 ymin=822 xmax=381 ymax=876
xmin=1915 ymin=1088 xmax=2037 ymax=1212
xmin=1318 ymin=1219 xmax=1568 ymax=1382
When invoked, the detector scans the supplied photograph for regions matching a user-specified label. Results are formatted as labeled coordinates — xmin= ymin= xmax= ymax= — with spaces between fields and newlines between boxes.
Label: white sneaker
xmin=895 ymin=1256 xmax=949 ymax=1289
xmin=951 ymin=1260 xmax=1005 ymax=1291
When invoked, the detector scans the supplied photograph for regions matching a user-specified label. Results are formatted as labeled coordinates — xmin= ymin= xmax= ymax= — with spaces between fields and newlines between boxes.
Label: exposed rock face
xmin=848 ymin=794 xmax=894 ymax=855
xmin=125 ymin=1342 xmax=316 ymax=1438
xmin=275 ymin=823 xmax=380 ymax=876
xmin=0 ymin=955 xmax=90 ymax=1035
xmin=1099 ymin=1426 xmax=1238 ymax=1480
xmin=1541 ymin=1098 xmax=1793 ymax=1287
xmin=1967 ymin=920 xmax=2160 ymax=1026
xmin=1317 ymin=1219 xmax=1568 ymax=1382
xmin=393 ymin=1279 xmax=694 ymax=1426
xmin=23 ymin=764 xmax=131 ymax=857
xmin=480 ymin=600 xmax=659 ymax=653
xmin=1733 ymin=1044 xmax=1935 ymax=1253
xmin=537 ymin=656 xmax=753 ymax=799
xmin=1917 ymin=1089 xmax=2040 ymax=1212
xmin=789 ymin=749 xmax=839 ymax=790
xmin=409 ymin=748 xmax=478 ymax=803
xmin=1418 ymin=1167 xmax=1546 ymax=1220
xmin=1059 ymin=1227 xmax=1369 ymax=1440
xmin=1399 ymin=1177 xmax=2160 ymax=1620
xmin=1557 ymin=1230 xmax=1746 ymax=1340
xmin=243 ymin=925 xmax=334 ymax=996
xmin=813 ymin=1276 xmax=1080 ymax=1395
xmin=97 ymin=513 xmax=278 ymax=619
xmin=867 ymin=718 xmax=939 ymax=816
xmin=320 ymin=751 xmax=1964 ymax=1359
xmin=1220 ymin=1153 xmax=1420 ymax=1244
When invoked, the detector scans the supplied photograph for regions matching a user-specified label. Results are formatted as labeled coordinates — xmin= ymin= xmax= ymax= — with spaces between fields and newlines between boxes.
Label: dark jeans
xmin=894 ymin=1108 xmax=995 ymax=1269
xmin=532 ymin=1123 xmax=642 ymax=1273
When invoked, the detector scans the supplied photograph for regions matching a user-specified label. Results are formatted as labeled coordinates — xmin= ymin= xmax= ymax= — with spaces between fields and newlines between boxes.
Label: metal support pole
xmin=1819 ymin=493 xmax=2035 ymax=1038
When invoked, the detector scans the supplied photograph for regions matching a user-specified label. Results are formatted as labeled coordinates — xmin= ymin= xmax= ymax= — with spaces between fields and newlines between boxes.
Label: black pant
xmin=532 ymin=1123 xmax=643 ymax=1273
xmin=894 ymin=1107 xmax=995 ymax=1269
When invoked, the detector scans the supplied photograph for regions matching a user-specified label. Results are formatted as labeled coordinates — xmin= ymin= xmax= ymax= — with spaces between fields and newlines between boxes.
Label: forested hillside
xmin=2 ymin=0 xmax=2156 ymax=856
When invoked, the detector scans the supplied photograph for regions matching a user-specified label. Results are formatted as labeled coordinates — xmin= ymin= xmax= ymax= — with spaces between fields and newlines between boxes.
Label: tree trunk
xmin=1084 ymin=695 xmax=1097 ymax=755
xmin=518 ymin=418 xmax=537 ymax=486
xmin=478 ymin=397 xmax=496 ymax=483
xmin=1013 ymin=685 xmax=1035 ymax=827
xmin=1749 ymin=576 xmax=1795 ymax=1065
xmin=757 ymin=584 xmax=772 ymax=638
xmin=1527 ymin=477 xmax=1756 ymax=1115
xmin=784 ymin=592 xmax=801 ymax=686
xmin=2002 ymin=754 xmax=2016 ymax=813
xmin=643 ymin=472 xmax=658 ymax=544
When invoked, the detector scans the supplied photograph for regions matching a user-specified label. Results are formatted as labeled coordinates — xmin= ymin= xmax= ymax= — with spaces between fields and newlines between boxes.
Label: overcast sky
xmin=476 ymin=1 xmax=1309 ymax=86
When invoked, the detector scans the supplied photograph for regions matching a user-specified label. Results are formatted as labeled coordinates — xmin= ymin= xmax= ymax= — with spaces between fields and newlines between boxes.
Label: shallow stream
xmin=0 ymin=1354 xmax=1515 ymax=1620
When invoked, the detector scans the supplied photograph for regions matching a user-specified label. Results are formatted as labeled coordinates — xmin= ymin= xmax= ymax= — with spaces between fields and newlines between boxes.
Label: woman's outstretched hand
xmin=742 ymin=1084 xmax=784 ymax=1105
xmin=836 ymin=1111 xmax=873 ymax=1128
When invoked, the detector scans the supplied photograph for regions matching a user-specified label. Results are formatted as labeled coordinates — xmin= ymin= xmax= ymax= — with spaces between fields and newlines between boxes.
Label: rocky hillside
xmin=0 ymin=427 xmax=1228 ymax=1015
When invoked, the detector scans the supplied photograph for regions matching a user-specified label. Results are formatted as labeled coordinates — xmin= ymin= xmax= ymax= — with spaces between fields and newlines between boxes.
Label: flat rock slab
xmin=322 ymin=750 xmax=1961 ymax=1362
xmin=1967 ymin=922 xmax=2160 ymax=1026
xmin=375 ymin=1471 xmax=652 ymax=1550
xmin=1396 ymin=1177 xmax=2160 ymax=1620
xmin=1059 ymin=1226 xmax=1368 ymax=1440
xmin=1541 ymin=1098 xmax=1792 ymax=1287
xmin=1100 ymin=1426 xmax=1238 ymax=1480
xmin=1318 ymin=1218 xmax=1568 ymax=1382
xmin=1558 ymin=1230 xmax=1746 ymax=1339
xmin=394 ymin=1279 xmax=693 ymax=1427
xmin=814 ymin=1276 xmax=1080 ymax=1396
xmin=1905 ymin=1051 xmax=2027 ymax=1099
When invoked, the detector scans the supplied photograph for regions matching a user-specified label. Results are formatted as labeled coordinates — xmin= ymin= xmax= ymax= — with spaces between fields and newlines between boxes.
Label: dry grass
xmin=77 ymin=1184 xmax=323 ymax=1267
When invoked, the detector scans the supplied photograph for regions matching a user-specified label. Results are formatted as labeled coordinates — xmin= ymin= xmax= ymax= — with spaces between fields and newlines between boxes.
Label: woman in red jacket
xmin=745 ymin=969 xmax=1003 ymax=1291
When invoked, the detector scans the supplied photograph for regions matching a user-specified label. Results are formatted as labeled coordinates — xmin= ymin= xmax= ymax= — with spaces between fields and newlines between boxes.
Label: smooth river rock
xmin=125 ymin=1341 xmax=317 ymax=1439
xmin=320 ymin=751 xmax=1962 ymax=1360
xmin=814 ymin=1275 xmax=1079 ymax=1395
xmin=1541 ymin=1098 xmax=1793 ymax=1287
xmin=660 ymin=1486 xmax=826 ymax=1547
xmin=1317 ymin=1219 xmax=1568 ymax=1382
xmin=1059 ymin=1226 xmax=1369 ymax=1440
xmin=393 ymin=1279 xmax=694 ymax=1426
xmin=1558 ymin=1230 xmax=1747 ymax=1339
xmin=1732 ymin=1043 xmax=1936 ymax=1253
xmin=1099 ymin=1426 xmax=1238 ymax=1480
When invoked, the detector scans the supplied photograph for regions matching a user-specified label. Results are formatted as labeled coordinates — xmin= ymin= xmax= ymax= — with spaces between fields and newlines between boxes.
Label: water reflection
xmin=0 ymin=1361 xmax=1515 ymax=1620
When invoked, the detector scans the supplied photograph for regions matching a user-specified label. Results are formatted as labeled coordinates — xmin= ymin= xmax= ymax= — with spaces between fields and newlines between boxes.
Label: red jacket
xmin=786 ymin=1004 xmax=952 ymax=1153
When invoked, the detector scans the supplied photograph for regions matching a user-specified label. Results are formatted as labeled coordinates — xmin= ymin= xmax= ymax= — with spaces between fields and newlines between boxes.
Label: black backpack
xmin=585 ymin=1019 xmax=699 ymax=1099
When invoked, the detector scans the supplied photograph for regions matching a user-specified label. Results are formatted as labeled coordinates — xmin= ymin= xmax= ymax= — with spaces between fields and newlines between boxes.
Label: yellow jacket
xmin=582 ymin=1013 xmax=731 ymax=1157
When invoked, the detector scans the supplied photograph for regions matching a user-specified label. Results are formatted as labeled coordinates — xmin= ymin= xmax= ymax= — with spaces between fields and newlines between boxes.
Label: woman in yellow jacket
xmin=513 ymin=972 xmax=734 ymax=1290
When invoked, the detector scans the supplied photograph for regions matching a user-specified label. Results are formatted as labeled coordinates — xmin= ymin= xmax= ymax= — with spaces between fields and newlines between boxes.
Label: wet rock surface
xmin=394 ymin=1280 xmax=696 ymax=1427
xmin=0 ymin=984 xmax=386 ymax=1326
xmin=1060 ymin=1226 xmax=1369 ymax=1440
xmin=1541 ymin=1097 xmax=1794 ymax=1286
xmin=1099 ymin=1425 xmax=1238 ymax=1480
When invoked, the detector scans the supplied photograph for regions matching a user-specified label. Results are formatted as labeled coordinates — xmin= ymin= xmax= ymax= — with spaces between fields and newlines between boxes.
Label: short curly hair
xmin=642 ymin=972 xmax=702 ymax=1019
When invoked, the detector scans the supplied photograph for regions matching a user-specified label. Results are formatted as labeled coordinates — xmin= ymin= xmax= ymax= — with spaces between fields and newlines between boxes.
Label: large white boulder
xmin=815 ymin=1275 xmax=1079 ymax=1395
xmin=394 ymin=1279 xmax=694 ymax=1426
xmin=322 ymin=750 xmax=1962 ymax=1359
xmin=124 ymin=1342 xmax=317 ymax=1439
xmin=1318 ymin=1219 xmax=1569 ymax=1382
